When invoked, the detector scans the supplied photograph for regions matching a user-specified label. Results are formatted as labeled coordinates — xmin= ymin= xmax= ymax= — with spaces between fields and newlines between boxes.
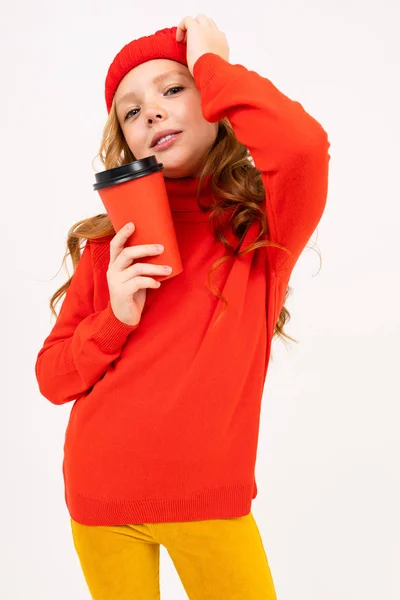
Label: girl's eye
xmin=166 ymin=85 xmax=184 ymax=96
xmin=124 ymin=86 xmax=184 ymax=121
xmin=124 ymin=108 xmax=139 ymax=120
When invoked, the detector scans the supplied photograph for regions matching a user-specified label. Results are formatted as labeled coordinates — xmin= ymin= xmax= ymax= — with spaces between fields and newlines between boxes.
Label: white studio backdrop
xmin=1 ymin=1 xmax=399 ymax=599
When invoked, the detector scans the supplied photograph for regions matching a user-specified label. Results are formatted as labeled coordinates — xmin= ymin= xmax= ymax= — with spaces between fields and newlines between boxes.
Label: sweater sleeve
xmin=35 ymin=240 xmax=138 ymax=405
xmin=192 ymin=52 xmax=331 ymax=275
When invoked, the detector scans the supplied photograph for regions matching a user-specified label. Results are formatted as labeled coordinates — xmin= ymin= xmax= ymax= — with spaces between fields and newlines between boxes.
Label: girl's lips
xmin=153 ymin=132 xmax=182 ymax=151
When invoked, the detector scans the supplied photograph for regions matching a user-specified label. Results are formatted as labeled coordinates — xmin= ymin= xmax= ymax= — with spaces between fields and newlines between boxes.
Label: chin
xmin=164 ymin=159 xmax=199 ymax=176
xmin=163 ymin=168 xmax=194 ymax=179
xmin=161 ymin=159 xmax=196 ymax=179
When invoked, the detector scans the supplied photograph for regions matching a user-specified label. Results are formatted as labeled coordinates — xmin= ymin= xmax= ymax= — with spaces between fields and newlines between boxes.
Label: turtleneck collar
xmin=164 ymin=173 xmax=214 ymax=222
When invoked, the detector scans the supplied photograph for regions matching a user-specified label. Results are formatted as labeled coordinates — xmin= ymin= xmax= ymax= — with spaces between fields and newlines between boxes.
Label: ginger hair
xmin=48 ymin=96 xmax=319 ymax=352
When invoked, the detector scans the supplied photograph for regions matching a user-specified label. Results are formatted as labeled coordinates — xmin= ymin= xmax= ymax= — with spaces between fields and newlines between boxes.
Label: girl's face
xmin=114 ymin=59 xmax=218 ymax=179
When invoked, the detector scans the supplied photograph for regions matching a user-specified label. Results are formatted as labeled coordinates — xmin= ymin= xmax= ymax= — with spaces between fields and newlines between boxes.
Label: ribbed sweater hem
xmin=65 ymin=480 xmax=258 ymax=525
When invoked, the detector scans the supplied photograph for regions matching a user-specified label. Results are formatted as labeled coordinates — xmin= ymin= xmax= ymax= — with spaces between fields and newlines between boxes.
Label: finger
xmin=115 ymin=242 xmax=164 ymax=272
xmin=177 ymin=29 xmax=187 ymax=44
xmin=109 ymin=222 xmax=134 ymax=264
xmin=176 ymin=16 xmax=196 ymax=42
xmin=195 ymin=14 xmax=219 ymax=31
xmin=126 ymin=276 xmax=161 ymax=293
xmin=207 ymin=17 xmax=221 ymax=32
xmin=176 ymin=20 xmax=185 ymax=42
xmin=123 ymin=261 xmax=170 ymax=284
xmin=176 ymin=17 xmax=187 ymax=41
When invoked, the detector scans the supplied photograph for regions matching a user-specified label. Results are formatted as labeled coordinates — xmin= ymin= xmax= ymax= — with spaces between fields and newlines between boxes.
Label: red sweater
xmin=35 ymin=53 xmax=330 ymax=525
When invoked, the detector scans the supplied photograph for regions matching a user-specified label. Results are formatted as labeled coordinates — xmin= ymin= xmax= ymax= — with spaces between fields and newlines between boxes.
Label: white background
xmin=2 ymin=1 xmax=399 ymax=598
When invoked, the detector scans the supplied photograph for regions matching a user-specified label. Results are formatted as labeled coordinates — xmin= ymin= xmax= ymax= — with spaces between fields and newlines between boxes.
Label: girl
xmin=35 ymin=15 xmax=330 ymax=600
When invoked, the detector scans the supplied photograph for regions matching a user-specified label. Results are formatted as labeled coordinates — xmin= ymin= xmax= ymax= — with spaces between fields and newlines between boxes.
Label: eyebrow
xmin=117 ymin=70 xmax=190 ymax=105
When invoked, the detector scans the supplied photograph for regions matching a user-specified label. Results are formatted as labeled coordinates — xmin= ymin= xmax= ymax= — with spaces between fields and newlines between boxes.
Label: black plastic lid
xmin=93 ymin=155 xmax=163 ymax=191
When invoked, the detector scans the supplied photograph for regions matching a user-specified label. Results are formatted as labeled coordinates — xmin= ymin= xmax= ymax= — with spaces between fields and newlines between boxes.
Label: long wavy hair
xmin=49 ymin=94 xmax=317 ymax=350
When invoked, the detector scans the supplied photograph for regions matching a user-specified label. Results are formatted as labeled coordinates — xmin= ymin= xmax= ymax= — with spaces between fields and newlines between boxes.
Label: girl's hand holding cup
xmin=107 ymin=222 xmax=172 ymax=327
xmin=93 ymin=156 xmax=184 ymax=292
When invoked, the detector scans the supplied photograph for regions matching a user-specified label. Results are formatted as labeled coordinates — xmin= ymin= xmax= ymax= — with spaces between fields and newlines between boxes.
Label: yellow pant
xmin=70 ymin=511 xmax=277 ymax=599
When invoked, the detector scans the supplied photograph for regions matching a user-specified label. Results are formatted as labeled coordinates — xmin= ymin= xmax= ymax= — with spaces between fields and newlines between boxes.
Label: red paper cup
xmin=93 ymin=156 xmax=183 ymax=281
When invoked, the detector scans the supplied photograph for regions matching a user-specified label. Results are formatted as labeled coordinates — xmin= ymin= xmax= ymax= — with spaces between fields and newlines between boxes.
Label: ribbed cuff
xmin=193 ymin=52 xmax=229 ymax=88
xmin=90 ymin=301 xmax=139 ymax=353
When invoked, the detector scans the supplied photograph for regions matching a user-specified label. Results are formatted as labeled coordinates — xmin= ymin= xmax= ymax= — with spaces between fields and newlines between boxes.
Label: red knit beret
xmin=104 ymin=26 xmax=188 ymax=114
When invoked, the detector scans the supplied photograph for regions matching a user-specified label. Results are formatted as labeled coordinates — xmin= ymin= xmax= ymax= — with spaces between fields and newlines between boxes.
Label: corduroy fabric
xmin=70 ymin=511 xmax=278 ymax=599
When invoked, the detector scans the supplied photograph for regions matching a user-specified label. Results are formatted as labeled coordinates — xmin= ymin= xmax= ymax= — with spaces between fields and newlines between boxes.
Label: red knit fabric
xmin=105 ymin=26 xmax=188 ymax=114
xmin=35 ymin=53 xmax=330 ymax=525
